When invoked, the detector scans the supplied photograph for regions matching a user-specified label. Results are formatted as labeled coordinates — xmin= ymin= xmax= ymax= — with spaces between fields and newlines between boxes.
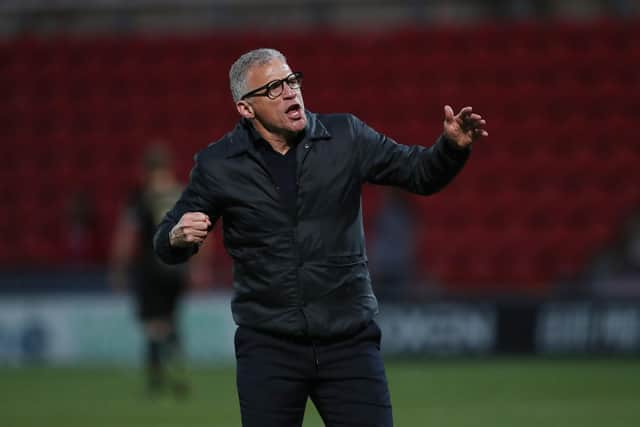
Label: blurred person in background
xmin=153 ymin=48 xmax=487 ymax=426
xmin=63 ymin=191 xmax=99 ymax=266
xmin=109 ymin=144 xmax=190 ymax=398
xmin=368 ymin=188 xmax=418 ymax=301
xmin=587 ymin=210 xmax=640 ymax=297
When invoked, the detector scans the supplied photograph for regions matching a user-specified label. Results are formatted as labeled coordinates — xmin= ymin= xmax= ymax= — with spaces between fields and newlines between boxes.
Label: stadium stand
xmin=2 ymin=20 xmax=639 ymax=293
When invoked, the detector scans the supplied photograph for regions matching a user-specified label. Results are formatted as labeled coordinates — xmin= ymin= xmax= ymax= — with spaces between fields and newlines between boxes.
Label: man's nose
xmin=282 ymin=83 xmax=297 ymax=99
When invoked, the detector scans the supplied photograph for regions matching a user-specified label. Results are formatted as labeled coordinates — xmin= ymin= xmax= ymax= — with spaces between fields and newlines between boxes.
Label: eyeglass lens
xmin=266 ymin=73 xmax=302 ymax=99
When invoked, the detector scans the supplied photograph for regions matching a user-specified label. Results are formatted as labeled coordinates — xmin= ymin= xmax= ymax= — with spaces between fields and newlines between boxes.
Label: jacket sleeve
xmin=353 ymin=115 xmax=470 ymax=195
xmin=153 ymin=156 xmax=221 ymax=265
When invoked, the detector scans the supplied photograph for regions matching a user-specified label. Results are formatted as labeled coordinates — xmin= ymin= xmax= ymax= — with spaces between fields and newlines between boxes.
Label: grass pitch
xmin=1 ymin=358 xmax=639 ymax=427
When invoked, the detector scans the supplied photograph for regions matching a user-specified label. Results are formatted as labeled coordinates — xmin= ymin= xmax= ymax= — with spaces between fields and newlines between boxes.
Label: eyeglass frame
xmin=240 ymin=71 xmax=304 ymax=100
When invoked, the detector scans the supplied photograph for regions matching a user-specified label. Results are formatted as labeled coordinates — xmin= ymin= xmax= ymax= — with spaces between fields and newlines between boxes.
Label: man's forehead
xmin=248 ymin=60 xmax=292 ymax=84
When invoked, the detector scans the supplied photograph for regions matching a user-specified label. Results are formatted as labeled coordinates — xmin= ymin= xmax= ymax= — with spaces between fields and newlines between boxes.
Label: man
xmin=154 ymin=48 xmax=487 ymax=426
xmin=110 ymin=144 xmax=190 ymax=397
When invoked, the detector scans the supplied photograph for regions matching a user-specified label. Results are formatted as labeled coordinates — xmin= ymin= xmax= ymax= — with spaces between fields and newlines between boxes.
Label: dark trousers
xmin=234 ymin=320 xmax=393 ymax=427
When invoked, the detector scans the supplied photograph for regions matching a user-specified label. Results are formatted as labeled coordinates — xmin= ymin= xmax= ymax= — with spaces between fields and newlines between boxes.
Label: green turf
xmin=1 ymin=358 xmax=639 ymax=427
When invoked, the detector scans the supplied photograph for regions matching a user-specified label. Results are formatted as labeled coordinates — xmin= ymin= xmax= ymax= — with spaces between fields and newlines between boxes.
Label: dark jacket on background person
xmin=154 ymin=111 xmax=469 ymax=338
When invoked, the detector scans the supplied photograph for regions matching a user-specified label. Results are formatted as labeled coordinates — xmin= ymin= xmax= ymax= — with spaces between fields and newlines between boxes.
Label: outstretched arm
xmin=356 ymin=105 xmax=488 ymax=194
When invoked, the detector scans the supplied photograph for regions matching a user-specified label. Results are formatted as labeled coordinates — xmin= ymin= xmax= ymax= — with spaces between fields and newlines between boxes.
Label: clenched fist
xmin=169 ymin=212 xmax=211 ymax=247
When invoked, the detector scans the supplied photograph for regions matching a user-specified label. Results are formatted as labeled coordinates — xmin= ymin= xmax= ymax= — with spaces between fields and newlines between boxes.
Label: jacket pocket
xmin=228 ymin=247 xmax=269 ymax=264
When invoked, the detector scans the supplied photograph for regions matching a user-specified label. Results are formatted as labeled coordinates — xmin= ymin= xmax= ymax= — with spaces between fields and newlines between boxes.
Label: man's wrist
xmin=443 ymin=134 xmax=468 ymax=151
xmin=439 ymin=134 xmax=471 ymax=161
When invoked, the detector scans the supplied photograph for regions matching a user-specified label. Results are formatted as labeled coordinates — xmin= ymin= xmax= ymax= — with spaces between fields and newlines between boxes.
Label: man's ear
xmin=236 ymin=100 xmax=254 ymax=119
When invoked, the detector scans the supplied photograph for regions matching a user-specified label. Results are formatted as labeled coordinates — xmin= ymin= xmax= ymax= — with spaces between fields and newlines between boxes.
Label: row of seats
xmin=2 ymin=20 xmax=637 ymax=58
xmin=2 ymin=21 xmax=639 ymax=292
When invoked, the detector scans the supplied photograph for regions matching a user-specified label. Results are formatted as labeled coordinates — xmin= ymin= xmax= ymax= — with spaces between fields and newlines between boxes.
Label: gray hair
xmin=229 ymin=48 xmax=287 ymax=103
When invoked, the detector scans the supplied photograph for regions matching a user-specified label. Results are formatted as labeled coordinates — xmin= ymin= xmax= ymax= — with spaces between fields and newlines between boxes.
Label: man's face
xmin=239 ymin=59 xmax=307 ymax=135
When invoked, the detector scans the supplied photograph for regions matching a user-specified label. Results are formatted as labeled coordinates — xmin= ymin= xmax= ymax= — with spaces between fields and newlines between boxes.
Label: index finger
xmin=457 ymin=106 xmax=473 ymax=118
xmin=186 ymin=212 xmax=210 ymax=222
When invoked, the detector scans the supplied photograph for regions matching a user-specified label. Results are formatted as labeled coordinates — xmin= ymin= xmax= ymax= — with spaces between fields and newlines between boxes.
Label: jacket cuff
xmin=439 ymin=134 xmax=471 ymax=162
xmin=154 ymin=227 xmax=197 ymax=264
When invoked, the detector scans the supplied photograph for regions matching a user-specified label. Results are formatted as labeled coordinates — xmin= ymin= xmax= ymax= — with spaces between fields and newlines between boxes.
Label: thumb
xmin=444 ymin=105 xmax=454 ymax=123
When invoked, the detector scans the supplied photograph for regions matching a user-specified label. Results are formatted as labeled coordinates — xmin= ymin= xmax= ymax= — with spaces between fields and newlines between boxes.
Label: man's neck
xmin=264 ymin=135 xmax=291 ymax=155
xmin=251 ymin=120 xmax=302 ymax=155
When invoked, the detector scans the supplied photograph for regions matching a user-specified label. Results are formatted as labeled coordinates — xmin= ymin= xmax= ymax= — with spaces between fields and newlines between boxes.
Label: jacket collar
xmin=226 ymin=110 xmax=331 ymax=158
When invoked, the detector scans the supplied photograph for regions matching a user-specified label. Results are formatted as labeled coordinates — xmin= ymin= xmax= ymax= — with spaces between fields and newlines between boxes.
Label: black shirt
xmin=256 ymin=139 xmax=299 ymax=220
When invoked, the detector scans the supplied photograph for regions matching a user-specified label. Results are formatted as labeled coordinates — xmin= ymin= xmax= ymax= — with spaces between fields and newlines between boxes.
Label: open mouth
xmin=285 ymin=103 xmax=302 ymax=119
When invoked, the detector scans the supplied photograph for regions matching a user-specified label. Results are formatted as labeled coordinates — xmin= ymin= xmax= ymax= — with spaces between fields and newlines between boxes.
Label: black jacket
xmin=154 ymin=111 xmax=470 ymax=338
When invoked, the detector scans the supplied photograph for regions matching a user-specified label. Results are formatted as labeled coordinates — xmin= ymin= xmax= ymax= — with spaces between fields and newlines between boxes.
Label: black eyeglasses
xmin=241 ymin=71 xmax=304 ymax=100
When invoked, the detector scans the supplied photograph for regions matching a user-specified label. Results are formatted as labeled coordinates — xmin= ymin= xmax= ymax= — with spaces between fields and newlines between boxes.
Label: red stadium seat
xmin=3 ymin=23 xmax=638 ymax=292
